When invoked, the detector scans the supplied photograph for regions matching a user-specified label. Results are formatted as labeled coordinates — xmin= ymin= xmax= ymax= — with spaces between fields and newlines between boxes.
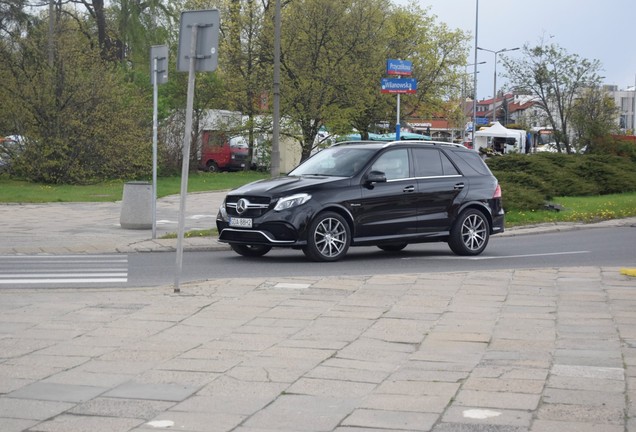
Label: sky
xmin=400 ymin=0 xmax=636 ymax=99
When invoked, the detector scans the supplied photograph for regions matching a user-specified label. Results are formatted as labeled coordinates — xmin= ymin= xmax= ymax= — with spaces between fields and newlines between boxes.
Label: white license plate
xmin=229 ymin=217 xmax=252 ymax=228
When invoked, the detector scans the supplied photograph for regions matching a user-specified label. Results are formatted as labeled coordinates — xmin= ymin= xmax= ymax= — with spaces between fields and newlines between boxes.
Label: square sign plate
xmin=177 ymin=9 xmax=220 ymax=72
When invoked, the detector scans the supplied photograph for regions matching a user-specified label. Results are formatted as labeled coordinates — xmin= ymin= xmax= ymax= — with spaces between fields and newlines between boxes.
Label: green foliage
xmin=2 ymin=17 xmax=152 ymax=184
xmin=486 ymin=153 xmax=636 ymax=211
xmin=502 ymin=42 xmax=603 ymax=154
xmin=590 ymin=135 xmax=636 ymax=163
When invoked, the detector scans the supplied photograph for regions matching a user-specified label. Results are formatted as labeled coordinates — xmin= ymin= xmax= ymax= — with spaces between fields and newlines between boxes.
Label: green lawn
xmin=505 ymin=192 xmax=636 ymax=226
xmin=0 ymin=171 xmax=269 ymax=203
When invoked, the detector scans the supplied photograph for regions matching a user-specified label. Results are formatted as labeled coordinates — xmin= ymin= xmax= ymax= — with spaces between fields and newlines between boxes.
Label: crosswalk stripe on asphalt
xmin=0 ymin=255 xmax=128 ymax=285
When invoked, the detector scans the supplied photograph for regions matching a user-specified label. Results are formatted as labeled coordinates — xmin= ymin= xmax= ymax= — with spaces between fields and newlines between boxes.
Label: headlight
xmin=274 ymin=193 xmax=312 ymax=211
xmin=217 ymin=199 xmax=228 ymax=220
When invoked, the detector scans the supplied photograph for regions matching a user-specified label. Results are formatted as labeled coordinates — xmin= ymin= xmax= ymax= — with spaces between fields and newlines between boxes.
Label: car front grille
xmin=225 ymin=196 xmax=272 ymax=218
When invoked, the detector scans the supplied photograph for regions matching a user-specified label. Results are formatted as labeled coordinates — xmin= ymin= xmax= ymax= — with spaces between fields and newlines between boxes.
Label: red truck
xmin=199 ymin=131 xmax=250 ymax=172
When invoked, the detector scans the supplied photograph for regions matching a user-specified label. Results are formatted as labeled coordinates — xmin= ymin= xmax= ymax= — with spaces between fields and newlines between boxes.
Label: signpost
xmin=150 ymin=45 xmax=168 ymax=240
xmin=174 ymin=9 xmax=220 ymax=293
xmin=383 ymin=59 xmax=415 ymax=140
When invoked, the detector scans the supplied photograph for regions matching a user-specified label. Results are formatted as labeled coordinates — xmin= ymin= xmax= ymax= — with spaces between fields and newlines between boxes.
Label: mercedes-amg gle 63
xmin=216 ymin=140 xmax=504 ymax=262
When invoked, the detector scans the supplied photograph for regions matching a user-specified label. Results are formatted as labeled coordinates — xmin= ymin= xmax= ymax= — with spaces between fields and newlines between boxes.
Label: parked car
xmin=0 ymin=135 xmax=25 ymax=172
xmin=216 ymin=140 xmax=505 ymax=262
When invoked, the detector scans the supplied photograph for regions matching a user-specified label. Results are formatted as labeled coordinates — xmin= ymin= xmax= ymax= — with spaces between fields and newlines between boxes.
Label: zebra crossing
xmin=0 ymin=255 xmax=128 ymax=286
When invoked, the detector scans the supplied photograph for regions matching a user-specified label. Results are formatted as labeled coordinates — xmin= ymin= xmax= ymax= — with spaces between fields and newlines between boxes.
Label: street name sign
xmin=381 ymin=78 xmax=417 ymax=94
xmin=386 ymin=59 xmax=412 ymax=76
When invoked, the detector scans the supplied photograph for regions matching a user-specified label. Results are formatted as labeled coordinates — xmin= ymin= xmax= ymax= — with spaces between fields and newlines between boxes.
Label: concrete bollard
xmin=120 ymin=181 xmax=152 ymax=229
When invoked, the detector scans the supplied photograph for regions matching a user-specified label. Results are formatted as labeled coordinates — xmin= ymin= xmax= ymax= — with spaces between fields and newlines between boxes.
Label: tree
xmin=384 ymin=4 xmax=469 ymax=122
xmin=502 ymin=41 xmax=603 ymax=153
xmin=217 ymin=0 xmax=272 ymax=160
xmin=275 ymin=0 xmax=470 ymax=160
xmin=0 ymin=15 xmax=152 ymax=183
xmin=570 ymin=85 xmax=618 ymax=153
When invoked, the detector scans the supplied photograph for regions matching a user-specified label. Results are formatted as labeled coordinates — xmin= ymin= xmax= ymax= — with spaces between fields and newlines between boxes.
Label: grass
xmin=505 ymin=192 xmax=636 ymax=226
xmin=0 ymin=171 xmax=269 ymax=203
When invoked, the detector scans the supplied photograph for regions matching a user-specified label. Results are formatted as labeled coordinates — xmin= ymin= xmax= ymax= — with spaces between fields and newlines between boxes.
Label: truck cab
xmin=199 ymin=131 xmax=249 ymax=172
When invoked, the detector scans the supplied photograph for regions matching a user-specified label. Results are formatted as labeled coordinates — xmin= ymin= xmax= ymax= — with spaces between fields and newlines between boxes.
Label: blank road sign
xmin=177 ymin=9 xmax=220 ymax=72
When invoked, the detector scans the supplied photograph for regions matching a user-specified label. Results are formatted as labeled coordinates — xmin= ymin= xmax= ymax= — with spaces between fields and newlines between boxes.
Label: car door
xmin=412 ymin=147 xmax=465 ymax=233
xmin=355 ymin=148 xmax=418 ymax=240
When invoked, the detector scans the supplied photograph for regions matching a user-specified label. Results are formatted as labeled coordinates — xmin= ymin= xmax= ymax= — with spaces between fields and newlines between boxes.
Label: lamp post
xmin=471 ymin=0 xmax=479 ymax=146
xmin=477 ymin=46 xmax=519 ymax=123
xmin=464 ymin=62 xmax=484 ymax=143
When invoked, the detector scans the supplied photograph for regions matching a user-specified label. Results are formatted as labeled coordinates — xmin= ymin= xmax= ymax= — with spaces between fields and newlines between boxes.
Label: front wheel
xmin=206 ymin=160 xmax=219 ymax=173
xmin=448 ymin=209 xmax=490 ymax=256
xmin=302 ymin=212 xmax=350 ymax=262
xmin=230 ymin=244 xmax=272 ymax=257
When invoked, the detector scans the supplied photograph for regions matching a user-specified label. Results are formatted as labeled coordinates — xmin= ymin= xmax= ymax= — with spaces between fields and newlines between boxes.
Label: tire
xmin=448 ymin=208 xmax=490 ymax=256
xmin=377 ymin=243 xmax=407 ymax=252
xmin=302 ymin=212 xmax=350 ymax=262
xmin=206 ymin=160 xmax=219 ymax=173
xmin=230 ymin=243 xmax=272 ymax=257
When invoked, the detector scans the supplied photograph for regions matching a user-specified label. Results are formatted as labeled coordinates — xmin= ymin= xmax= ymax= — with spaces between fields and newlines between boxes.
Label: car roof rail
xmin=382 ymin=140 xmax=466 ymax=149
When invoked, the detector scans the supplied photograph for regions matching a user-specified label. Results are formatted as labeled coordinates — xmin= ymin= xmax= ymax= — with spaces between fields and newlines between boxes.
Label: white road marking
xmin=0 ymin=255 xmax=128 ymax=285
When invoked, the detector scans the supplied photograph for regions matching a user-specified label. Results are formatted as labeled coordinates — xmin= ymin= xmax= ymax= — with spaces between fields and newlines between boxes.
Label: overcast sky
xmin=401 ymin=0 xmax=636 ymax=99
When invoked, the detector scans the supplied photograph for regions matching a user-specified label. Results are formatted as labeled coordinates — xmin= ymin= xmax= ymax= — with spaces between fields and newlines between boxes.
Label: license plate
xmin=229 ymin=217 xmax=252 ymax=228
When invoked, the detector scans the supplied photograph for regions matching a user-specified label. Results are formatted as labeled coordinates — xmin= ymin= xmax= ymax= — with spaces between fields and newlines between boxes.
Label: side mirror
xmin=364 ymin=170 xmax=387 ymax=187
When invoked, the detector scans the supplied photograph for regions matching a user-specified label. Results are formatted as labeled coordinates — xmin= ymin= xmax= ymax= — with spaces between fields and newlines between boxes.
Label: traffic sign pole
xmin=174 ymin=9 xmax=220 ymax=293
xmin=396 ymin=93 xmax=401 ymax=140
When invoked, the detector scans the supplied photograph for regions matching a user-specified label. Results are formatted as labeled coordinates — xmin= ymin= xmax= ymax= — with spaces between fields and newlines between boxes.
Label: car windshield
xmin=229 ymin=136 xmax=248 ymax=148
xmin=289 ymin=147 xmax=377 ymax=177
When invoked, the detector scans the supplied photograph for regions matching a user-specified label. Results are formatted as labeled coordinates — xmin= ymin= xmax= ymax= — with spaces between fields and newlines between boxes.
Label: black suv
xmin=216 ymin=140 xmax=504 ymax=261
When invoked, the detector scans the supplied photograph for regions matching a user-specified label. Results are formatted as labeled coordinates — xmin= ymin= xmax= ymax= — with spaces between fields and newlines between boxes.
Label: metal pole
xmin=174 ymin=24 xmax=198 ymax=293
xmin=396 ymin=93 xmax=401 ymax=140
xmin=471 ymin=0 xmax=479 ymax=146
xmin=152 ymin=58 xmax=158 ymax=239
xmin=492 ymin=52 xmax=498 ymax=123
xmin=633 ymin=73 xmax=636 ymax=133
xmin=270 ymin=0 xmax=281 ymax=177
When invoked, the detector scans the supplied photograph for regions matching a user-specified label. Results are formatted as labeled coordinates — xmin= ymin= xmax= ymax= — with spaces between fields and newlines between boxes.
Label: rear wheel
xmin=302 ymin=212 xmax=350 ymax=262
xmin=377 ymin=243 xmax=407 ymax=252
xmin=230 ymin=244 xmax=272 ymax=257
xmin=448 ymin=209 xmax=490 ymax=255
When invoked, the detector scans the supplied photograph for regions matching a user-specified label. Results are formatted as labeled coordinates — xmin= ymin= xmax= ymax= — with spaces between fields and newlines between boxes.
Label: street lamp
xmin=463 ymin=62 xmax=484 ymax=143
xmin=477 ymin=46 xmax=519 ymax=123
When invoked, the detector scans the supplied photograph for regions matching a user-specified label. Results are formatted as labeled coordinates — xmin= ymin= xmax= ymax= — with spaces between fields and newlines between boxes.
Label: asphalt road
xmin=128 ymin=225 xmax=636 ymax=287
xmin=2 ymin=226 xmax=633 ymax=289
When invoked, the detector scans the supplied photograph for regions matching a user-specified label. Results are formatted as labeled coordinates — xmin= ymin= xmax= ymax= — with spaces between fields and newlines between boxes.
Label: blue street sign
xmin=381 ymin=78 xmax=417 ymax=94
xmin=475 ymin=117 xmax=490 ymax=125
xmin=386 ymin=59 xmax=412 ymax=76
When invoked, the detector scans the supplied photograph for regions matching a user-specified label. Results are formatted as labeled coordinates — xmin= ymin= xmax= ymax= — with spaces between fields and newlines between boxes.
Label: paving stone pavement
xmin=0 ymin=266 xmax=635 ymax=431
xmin=1 ymin=192 xmax=636 ymax=431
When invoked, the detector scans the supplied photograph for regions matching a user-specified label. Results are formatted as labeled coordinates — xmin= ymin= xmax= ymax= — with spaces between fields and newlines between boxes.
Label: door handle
xmin=454 ymin=183 xmax=465 ymax=190
xmin=403 ymin=185 xmax=415 ymax=192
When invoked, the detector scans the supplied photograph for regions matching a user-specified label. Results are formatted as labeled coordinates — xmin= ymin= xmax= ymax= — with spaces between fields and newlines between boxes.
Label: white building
xmin=605 ymin=84 xmax=636 ymax=132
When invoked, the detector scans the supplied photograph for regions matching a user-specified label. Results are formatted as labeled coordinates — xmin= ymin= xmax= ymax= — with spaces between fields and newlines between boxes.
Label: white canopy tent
xmin=474 ymin=122 xmax=526 ymax=154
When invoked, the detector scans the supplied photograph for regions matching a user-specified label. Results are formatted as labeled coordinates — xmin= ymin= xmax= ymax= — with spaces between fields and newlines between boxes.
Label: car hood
xmin=228 ymin=175 xmax=347 ymax=197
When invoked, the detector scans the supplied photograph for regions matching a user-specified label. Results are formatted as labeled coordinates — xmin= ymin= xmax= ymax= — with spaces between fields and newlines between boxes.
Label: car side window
xmin=370 ymin=149 xmax=409 ymax=180
xmin=413 ymin=148 xmax=460 ymax=177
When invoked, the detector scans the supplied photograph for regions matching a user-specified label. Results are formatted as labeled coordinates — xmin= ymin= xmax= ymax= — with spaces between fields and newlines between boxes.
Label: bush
xmin=486 ymin=153 xmax=636 ymax=211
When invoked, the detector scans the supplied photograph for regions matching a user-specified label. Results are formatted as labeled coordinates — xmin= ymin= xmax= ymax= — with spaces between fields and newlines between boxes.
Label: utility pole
xmin=270 ymin=0 xmax=281 ymax=178
xmin=471 ymin=0 xmax=479 ymax=146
